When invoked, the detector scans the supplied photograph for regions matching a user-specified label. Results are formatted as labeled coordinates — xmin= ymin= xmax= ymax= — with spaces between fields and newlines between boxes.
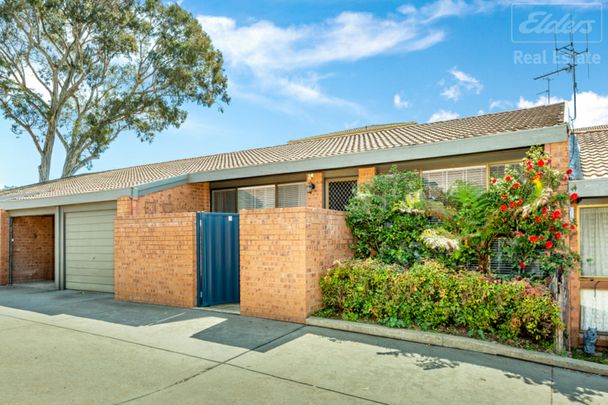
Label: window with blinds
xmin=580 ymin=207 xmax=608 ymax=277
xmin=327 ymin=179 xmax=357 ymax=211
xmin=238 ymin=185 xmax=276 ymax=210
xmin=212 ymin=189 xmax=237 ymax=213
xmin=277 ymin=182 xmax=307 ymax=208
xmin=489 ymin=163 xmax=514 ymax=180
xmin=422 ymin=166 xmax=486 ymax=192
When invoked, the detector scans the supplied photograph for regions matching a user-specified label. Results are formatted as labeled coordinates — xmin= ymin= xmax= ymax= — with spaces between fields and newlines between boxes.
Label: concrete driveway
xmin=0 ymin=285 xmax=606 ymax=405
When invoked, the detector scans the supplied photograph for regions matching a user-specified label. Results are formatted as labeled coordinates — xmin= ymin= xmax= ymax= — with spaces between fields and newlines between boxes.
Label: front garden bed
xmin=318 ymin=259 xmax=561 ymax=351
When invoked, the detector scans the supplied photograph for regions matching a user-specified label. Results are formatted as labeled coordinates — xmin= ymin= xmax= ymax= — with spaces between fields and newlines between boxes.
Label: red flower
xmin=515 ymin=231 xmax=523 ymax=236
xmin=513 ymin=182 xmax=520 ymax=188
xmin=537 ymin=159 xmax=545 ymax=167
xmin=492 ymin=178 xmax=497 ymax=184
xmin=502 ymin=195 xmax=508 ymax=200
xmin=563 ymin=222 xmax=569 ymax=228
xmin=519 ymin=261 xmax=526 ymax=269
xmin=542 ymin=207 xmax=547 ymax=213
xmin=570 ymin=193 xmax=579 ymax=201
xmin=518 ymin=200 xmax=523 ymax=206
xmin=529 ymin=236 xmax=538 ymax=243
xmin=509 ymin=201 xmax=516 ymax=208
xmin=555 ymin=232 xmax=561 ymax=239
xmin=540 ymin=236 xmax=545 ymax=241
xmin=570 ymin=224 xmax=576 ymax=230
xmin=535 ymin=217 xmax=541 ymax=223
xmin=501 ymin=204 xmax=508 ymax=211
xmin=545 ymin=241 xmax=553 ymax=249
xmin=549 ymin=226 xmax=555 ymax=231
xmin=552 ymin=209 xmax=562 ymax=218
xmin=505 ymin=175 xmax=512 ymax=182
xmin=566 ymin=169 xmax=573 ymax=175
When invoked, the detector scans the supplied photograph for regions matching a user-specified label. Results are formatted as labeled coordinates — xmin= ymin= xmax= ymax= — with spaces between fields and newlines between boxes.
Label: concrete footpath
xmin=0 ymin=285 xmax=606 ymax=404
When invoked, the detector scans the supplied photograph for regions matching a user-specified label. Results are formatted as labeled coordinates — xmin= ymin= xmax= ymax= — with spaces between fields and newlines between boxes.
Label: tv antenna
xmin=533 ymin=31 xmax=590 ymax=123
xmin=536 ymin=77 xmax=553 ymax=105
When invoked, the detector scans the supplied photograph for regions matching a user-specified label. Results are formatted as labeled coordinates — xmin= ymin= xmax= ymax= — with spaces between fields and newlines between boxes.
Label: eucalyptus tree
xmin=0 ymin=0 xmax=229 ymax=182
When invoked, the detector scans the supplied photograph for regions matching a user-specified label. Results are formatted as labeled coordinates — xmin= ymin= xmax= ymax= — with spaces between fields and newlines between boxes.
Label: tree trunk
xmin=552 ymin=270 xmax=566 ymax=353
xmin=37 ymin=136 xmax=55 ymax=183
xmin=478 ymin=253 xmax=491 ymax=273
xmin=61 ymin=149 xmax=81 ymax=179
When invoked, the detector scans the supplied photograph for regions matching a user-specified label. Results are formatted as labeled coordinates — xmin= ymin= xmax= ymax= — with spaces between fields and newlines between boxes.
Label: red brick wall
xmin=358 ymin=167 xmax=376 ymax=185
xmin=0 ymin=210 xmax=9 ymax=285
xmin=114 ymin=213 xmax=197 ymax=307
xmin=117 ymin=182 xmax=210 ymax=217
xmin=240 ymin=208 xmax=353 ymax=323
xmin=12 ymin=216 xmax=54 ymax=283
xmin=306 ymin=172 xmax=324 ymax=208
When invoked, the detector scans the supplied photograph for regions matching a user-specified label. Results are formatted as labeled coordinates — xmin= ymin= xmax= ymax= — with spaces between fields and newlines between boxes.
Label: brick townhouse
xmin=0 ymin=102 xmax=605 ymax=348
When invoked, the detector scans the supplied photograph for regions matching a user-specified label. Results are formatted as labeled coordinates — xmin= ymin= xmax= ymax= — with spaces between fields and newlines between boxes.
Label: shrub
xmin=320 ymin=259 xmax=561 ymax=347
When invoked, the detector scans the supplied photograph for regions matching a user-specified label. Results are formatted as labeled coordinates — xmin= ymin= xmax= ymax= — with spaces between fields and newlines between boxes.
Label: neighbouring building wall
xmin=117 ymin=182 xmax=210 ymax=217
xmin=240 ymin=207 xmax=353 ymax=323
xmin=0 ymin=210 xmax=9 ymax=285
xmin=114 ymin=213 xmax=197 ymax=307
xmin=12 ymin=216 xmax=54 ymax=283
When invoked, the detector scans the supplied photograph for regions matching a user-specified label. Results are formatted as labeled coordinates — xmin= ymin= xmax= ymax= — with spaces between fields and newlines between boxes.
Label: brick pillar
xmin=196 ymin=182 xmax=211 ymax=212
xmin=0 ymin=209 xmax=9 ymax=285
xmin=117 ymin=196 xmax=134 ymax=218
xmin=358 ymin=167 xmax=376 ymax=185
xmin=306 ymin=172 xmax=324 ymax=208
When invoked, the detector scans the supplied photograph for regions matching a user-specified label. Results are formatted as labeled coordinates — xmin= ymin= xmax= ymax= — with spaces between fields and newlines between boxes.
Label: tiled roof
xmin=575 ymin=126 xmax=608 ymax=179
xmin=0 ymin=103 xmax=565 ymax=203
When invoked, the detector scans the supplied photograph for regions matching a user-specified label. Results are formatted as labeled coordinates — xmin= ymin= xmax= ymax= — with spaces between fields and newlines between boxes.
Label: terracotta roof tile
xmin=576 ymin=126 xmax=608 ymax=179
xmin=0 ymin=103 xmax=565 ymax=202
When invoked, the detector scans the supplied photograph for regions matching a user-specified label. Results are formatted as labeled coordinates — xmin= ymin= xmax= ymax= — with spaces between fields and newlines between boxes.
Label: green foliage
xmin=0 ymin=0 xmax=229 ymax=181
xmin=345 ymin=167 xmax=431 ymax=266
xmin=320 ymin=260 xmax=562 ymax=346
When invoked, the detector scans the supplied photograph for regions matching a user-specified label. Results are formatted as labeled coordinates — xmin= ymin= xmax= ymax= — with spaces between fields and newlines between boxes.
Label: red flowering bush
xmin=490 ymin=146 xmax=578 ymax=276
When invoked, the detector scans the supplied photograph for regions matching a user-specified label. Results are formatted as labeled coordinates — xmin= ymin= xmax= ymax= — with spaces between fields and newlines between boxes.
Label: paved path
xmin=0 ymin=285 xmax=606 ymax=404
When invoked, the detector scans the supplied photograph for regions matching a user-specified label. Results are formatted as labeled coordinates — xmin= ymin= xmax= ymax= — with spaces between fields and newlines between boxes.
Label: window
xmin=326 ymin=178 xmax=357 ymax=211
xmin=277 ymin=182 xmax=307 ymax=208
xmin=581 ymin=289 xmax=608 ymax=332
xmin=238 ymin=185 xmax=276 ymax=210
xmin=212 ymin=189 xmax=237 ymax=213
xmin=489 ymin=163 xmax=514 ymax=180
xmin=490 ymin=239 xmax=514 ymax=275
xmin=422 ymin=166 xmax=486 ymax=192
xmin=580 ymin=207 xmax=608 ymax=277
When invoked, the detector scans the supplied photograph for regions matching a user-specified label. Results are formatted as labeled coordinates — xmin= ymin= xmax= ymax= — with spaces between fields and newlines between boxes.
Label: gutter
xmin=570 ymin=178 xmax=608 ymax=198
xmin=0 ymin=124 xmax=568 ymax=210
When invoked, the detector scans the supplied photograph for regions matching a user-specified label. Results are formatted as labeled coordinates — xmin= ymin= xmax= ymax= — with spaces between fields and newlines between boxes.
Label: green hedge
xmin=320 ymin=260 xmax=561 ymax=347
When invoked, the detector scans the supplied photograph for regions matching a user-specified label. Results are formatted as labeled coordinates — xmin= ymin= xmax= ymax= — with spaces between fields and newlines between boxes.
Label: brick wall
xmin=11 ymin=216 xmax=54 ymax=283
xmin=117 ymin=182 xmax=210 ymax=217
xmin=114 ymin=213 xmax=197 ymax=307
xmin=0 ymin=210 xmax=9 ymax=285
xmin=240 ymin=207 xmax=353 ymax=323
xmin=306 ymin=172 xmax=324 ymax=208
xmin=358 ymin=167 xmax=376 ymax=185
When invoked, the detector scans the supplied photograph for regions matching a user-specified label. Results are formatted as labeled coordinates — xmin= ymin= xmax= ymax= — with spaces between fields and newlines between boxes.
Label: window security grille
xmin=238 ymin=185 xmax=276 ymax=210
xmin=212 ymin=189 xmax=237 ymax=213
xmin=327 ymin=179 xmax=357 ymax=211
xmin=422 ymin=166 xmax=486 ymax=192
xmin=277 ymin=182 xmax=307 ymax=208
xmin=490 ymin=239 xmax=515 ymax=275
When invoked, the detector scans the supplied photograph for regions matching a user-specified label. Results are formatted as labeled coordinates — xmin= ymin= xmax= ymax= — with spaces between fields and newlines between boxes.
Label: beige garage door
xmin=65 ymin=209 xmax=116 ymax=293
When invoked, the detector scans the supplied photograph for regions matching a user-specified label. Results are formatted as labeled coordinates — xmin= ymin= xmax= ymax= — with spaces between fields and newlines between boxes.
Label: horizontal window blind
xmin=238 ymin=185 xmax=276 ymax=210
xmin=489 ymin=164 xmax=514 ymax=180
xmin=422 ymin=166 xmax=486 ymax=192
xmin=212 ymin=189 xmax=237 ymax=213
xmin=277 ymin=182 xmax=307 ymax=208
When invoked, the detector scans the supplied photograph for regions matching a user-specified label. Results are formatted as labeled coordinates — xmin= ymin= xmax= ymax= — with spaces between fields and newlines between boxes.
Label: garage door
xmin=65 ymin=209 xmax=116 ymax=293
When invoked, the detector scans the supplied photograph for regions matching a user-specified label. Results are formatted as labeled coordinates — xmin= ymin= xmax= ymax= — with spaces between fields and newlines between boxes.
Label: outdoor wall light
xmin=307 ymin=183 xmax=316 ymax=193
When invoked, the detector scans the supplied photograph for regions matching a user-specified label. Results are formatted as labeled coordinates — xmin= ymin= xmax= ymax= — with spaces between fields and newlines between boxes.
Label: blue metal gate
xmin=196 ymin=212 xmax=240 ymax=307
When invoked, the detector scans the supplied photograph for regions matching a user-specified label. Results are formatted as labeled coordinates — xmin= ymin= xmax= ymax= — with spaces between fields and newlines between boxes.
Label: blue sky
xmin=1 ymin=0 xmax=607 ymax=187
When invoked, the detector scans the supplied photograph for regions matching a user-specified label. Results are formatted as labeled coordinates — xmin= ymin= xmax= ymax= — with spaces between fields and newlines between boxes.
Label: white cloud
xmin=440 ymin=68 xmax=482 ymax=101
xmin=197 ymin=1 xmax=485 ymax=115
xmin=516 ymin=91 xmax=608 ymax=128
xmin=489 ymin=99 xmax=513 ymax=110
xmin=393 ymin=94 xmax=410 ymax=109
xmin=428 ymin=110 xmax=460 ymax=123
